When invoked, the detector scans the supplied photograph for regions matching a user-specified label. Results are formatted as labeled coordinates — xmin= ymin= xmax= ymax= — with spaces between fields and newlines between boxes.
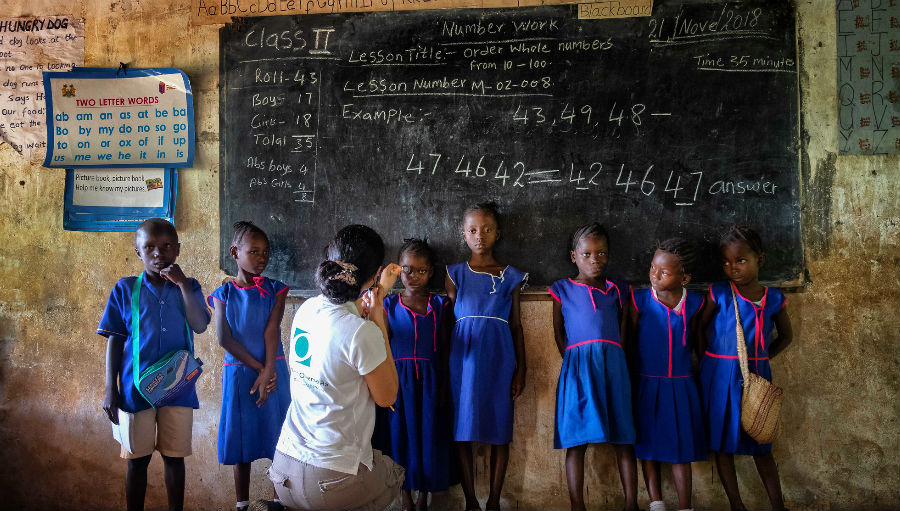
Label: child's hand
xmin=103 ymin=388 xmax=121 ymax=425
xmin=159 ymin=263 xmax=187 ymax=285
xmin=363 ymin=264 xmax=402 ymax=321
xmin=265 ymin=371 xmax=278 ymax=393
xmin=251 ymin=368 xmax=274 ymax=407
xmin=510 ymin=366 xmax=526 ymax=400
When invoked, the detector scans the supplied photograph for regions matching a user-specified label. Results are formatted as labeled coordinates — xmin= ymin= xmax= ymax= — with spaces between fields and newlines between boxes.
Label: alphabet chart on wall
xmin=42 ymin=67 xmax=195 ymax=167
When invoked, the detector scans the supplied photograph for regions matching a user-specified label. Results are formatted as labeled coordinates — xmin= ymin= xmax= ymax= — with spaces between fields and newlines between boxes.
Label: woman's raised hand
xmin=378 ymin=263 xmax=402 ymax=297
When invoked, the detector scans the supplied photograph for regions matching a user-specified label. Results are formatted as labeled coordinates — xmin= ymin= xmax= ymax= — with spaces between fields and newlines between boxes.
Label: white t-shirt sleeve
xmin=347 ymin=320 xmax=387 ymax=376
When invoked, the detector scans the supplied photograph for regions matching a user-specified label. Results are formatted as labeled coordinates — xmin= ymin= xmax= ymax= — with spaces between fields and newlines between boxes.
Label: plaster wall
xmin=0 ymin=1 xmax=897 ymax=509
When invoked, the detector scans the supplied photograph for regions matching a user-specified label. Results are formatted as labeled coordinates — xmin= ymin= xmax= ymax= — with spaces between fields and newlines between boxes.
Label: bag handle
xmin=731 ymin=283 xmax=751 ymax=386
xmin=131 ymin=273 xmax=194 ymax=406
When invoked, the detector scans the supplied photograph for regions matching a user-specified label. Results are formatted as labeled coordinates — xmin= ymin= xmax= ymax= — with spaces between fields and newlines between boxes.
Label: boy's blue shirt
xmin=98 ymin=272 xmax=209 ymax=413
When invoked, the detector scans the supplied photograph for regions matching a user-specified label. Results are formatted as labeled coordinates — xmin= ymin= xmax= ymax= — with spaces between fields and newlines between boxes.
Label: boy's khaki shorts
xmin=121 ymin=406 xmax=193 ymax=459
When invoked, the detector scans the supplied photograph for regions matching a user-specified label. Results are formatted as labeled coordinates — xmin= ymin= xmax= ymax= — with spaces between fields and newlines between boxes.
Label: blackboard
xmin=219 ymin=1 xmax=801 ymax=291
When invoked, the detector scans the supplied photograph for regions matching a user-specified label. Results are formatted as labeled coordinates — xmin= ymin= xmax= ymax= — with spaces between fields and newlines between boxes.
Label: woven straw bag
xmin=732 ymin=285 xmax=783 ymax=444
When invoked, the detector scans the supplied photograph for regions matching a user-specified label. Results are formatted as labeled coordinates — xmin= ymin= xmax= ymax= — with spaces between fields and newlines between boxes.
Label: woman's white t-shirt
xmin=276 ymin=294 xmax=387 ymax=475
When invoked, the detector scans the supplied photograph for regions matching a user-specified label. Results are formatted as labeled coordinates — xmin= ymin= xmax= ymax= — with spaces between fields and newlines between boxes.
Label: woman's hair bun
xmin=315 ymin=260 xmax=361 ymax=304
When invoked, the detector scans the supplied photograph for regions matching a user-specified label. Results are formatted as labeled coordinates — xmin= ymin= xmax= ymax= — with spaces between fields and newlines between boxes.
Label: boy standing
xmin=98 ymin=218 xmax=210 ymax=511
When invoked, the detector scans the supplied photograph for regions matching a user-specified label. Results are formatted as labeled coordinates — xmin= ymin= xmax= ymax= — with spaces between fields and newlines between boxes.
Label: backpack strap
xmin=131 ymin=273 xmax=194 ymax=407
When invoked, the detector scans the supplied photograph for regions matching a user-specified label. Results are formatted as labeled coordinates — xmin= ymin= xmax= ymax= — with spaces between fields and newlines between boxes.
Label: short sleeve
xmin=509 ymin=266 xmax=528 ymax=288
xmin=271 ymin=279 xmax=289 ymax=296
xmin=708 ymin=284 xmax=717 ymax=304
xmin=446 ymin=264 xmax=459 ymax=289
xmin=98 ymin=279 xmax=130 ymax=338
xmin=207 ymin=283 xmax=228 ymax=309
xmin=548 ymin=280 xmax=562 ymax=303
xmin=349 ymin=321 xmax=387 ymax=376
xmin=188 ymin=278 xmax=211 ymax=319
xmin=630 ymin=287 xmax=640 ymax=313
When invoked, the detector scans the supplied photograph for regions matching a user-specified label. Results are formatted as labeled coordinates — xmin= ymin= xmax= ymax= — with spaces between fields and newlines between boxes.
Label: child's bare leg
xmin=485 ymin=444 xmax=510 ymax=510
xmin=714 ymin=452 xmax=745 ymax=510
xmin=565 ymin=445 xmax=587 ymax=511
xmin=753 ymin=452 xmax=785 ymax=510
xmin=672 ymin=462 xmax=692 ymax=510
xmin=415 ymin=490 xmax=428 ymax=511
xmin=455 ymin=441 xmax=480 ymax=510
xmin=614 ymin=444 xmax=638 ymax=511
xmin=641 ymin=459 xmax=662 ymax=504
xmin=161 ymin=455 xmax=185 ymax=511
xmin=126 ymin=455 xmax=152 ymax=511
xmin=234 ymin=462 xmax=251 ymax=503
xmin=400 ymin=488 xmax=414 ymax=510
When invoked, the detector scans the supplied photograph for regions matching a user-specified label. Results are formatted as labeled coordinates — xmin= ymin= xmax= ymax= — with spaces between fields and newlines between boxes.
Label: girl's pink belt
xmin=704 ymin=351 xmax=768 ymax=361
xmin=566 ymin=338 xmax=622 ymax=350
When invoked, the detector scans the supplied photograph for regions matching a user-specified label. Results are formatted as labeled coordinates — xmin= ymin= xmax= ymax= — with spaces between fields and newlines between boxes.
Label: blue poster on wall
xmin=63 ymin=168 xmax=178 ymax=231
xmin=43 ymin=67 xmax=195 ymax=168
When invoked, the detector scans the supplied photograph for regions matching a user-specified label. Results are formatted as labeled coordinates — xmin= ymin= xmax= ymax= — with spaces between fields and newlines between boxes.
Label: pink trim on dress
xmin=640 ymin=374 xmax=692 ymax=379
xmin=704 ymin=351 xmax=768 ymax=361
xmin=567 ymin=278 xmax=616 ymax=311
xmin=276 ymin=286 xmax=289 ymax=295
xmin=548 ymin=287 xmax=561 ymax=303
xmin=566 ymin=338 xmax=622 ymax=350
xmin=630 ymin=288 xmax=639 ymax=314
xmin=232 ymin=276 xmax=271 ymax=298
xmin=397 ymin=294 xmax=436 ymax=380
xmin=730 ymin=282 xmax=768 ymax=373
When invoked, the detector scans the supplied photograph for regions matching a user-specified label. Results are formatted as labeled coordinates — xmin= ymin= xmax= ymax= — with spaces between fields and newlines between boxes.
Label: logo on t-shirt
xmin=292 ymin=327 xmax=312 ymax=367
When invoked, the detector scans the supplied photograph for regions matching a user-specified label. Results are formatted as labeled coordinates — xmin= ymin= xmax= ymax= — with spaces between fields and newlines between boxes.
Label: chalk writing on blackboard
xmin=219 ymin=4 xmax=802 ymax=289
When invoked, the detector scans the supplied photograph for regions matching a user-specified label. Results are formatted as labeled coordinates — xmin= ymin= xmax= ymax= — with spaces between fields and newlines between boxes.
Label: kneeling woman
xmin=269 ymin=225 xmax=404 ymax=510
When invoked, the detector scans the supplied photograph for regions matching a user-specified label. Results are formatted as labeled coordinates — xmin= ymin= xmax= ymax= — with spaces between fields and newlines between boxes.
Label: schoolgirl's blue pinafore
xmin=632 ymin=288 xmax=707 ymax=463
xmin=207 ymin=277 xmax=291 ymax=465
xmin=549 ymin=278 xmax=635 ymax=448
xmin=447 ymin=263 xmax=527 ymax=445
xmin=700 ymin=282 xmax=786 ymax=455
xmin=376 ymin=293 xmax=454 ymax=492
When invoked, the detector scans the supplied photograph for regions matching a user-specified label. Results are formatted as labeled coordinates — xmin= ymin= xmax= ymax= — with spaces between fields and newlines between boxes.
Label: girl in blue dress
xmin=378 ymin=238 xmax=454 ymax=511
xmin=446 ymin=202 xmax=527 ymax=511
xmin=627 ymin=238 xmax=707 ymax=511
xmin=698 ymin=226 xmax=793 ymax=511
xmin=549 ymin=222 xmax=637 ymax=511
xmin=207 ymin=221 xmax=291 ymax=511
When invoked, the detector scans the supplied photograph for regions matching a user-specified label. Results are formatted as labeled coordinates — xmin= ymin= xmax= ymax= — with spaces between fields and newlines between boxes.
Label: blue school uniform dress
xmin=375 ymin=293 xmax=454 ymax=492
xmin=447 ymin=263 xmax=527 ymax=445
xmin=700 ymin=282 xmax=786 ymax=455
xmin=97 ymin=273 xmax=207 ymax=413
xmin=207 ymin=277 xmax=291 ymax=465
xmin=549 ymin=278 xmax=635 ymax=448
xmin=632 ymin=288 xmax=707 ymax=463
